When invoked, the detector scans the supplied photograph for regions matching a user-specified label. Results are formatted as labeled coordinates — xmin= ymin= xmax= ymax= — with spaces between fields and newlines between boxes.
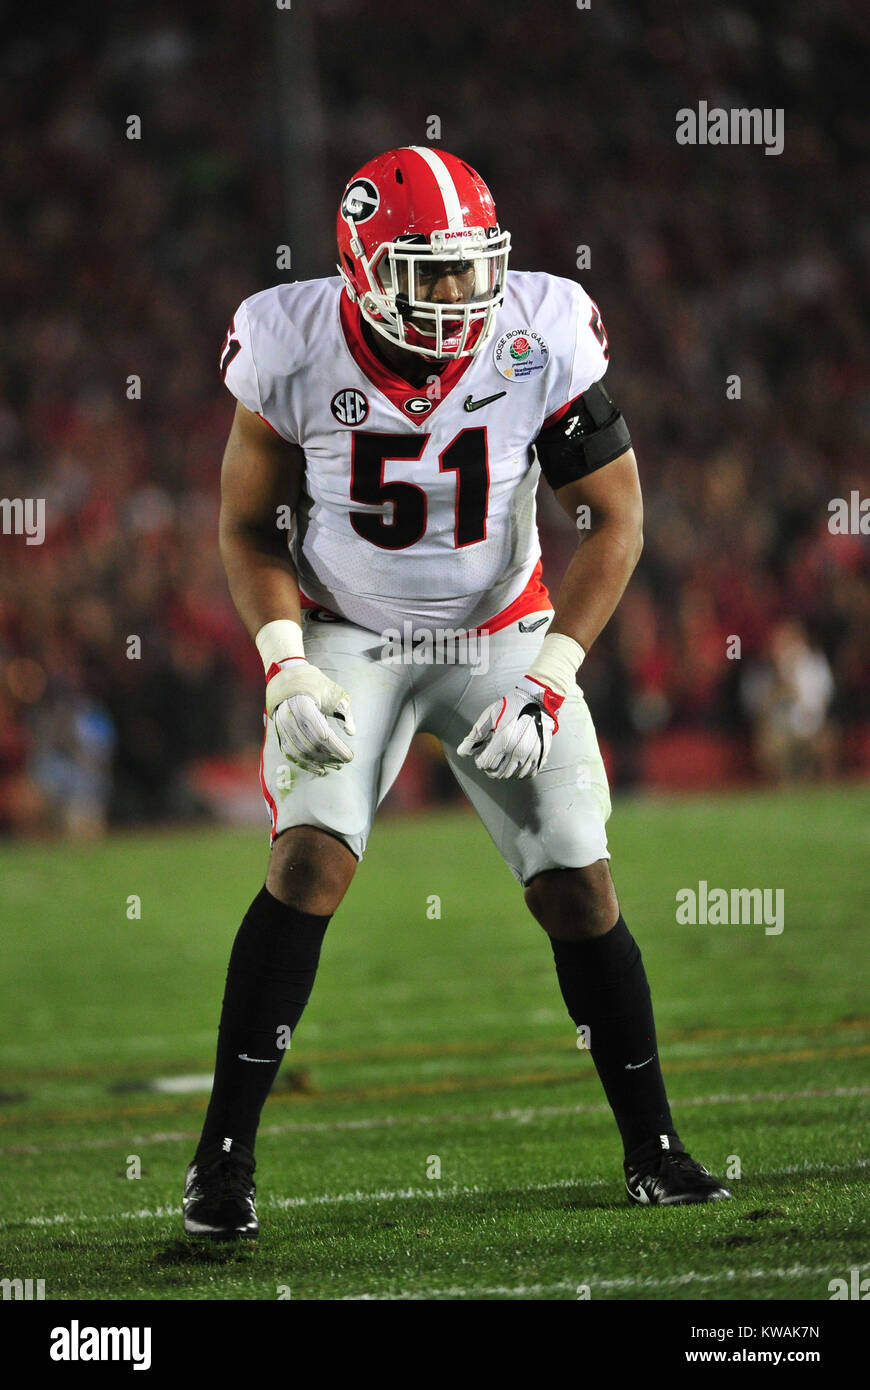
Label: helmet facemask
xmin=340 ymin=223 xmax=511 ymax=360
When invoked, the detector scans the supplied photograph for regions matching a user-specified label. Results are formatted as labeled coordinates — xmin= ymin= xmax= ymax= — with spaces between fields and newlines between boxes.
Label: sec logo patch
xmin=330 ymin=389 xmax=370 ymax=425
xmin=493 ymin=328 xmax=550 ymax=381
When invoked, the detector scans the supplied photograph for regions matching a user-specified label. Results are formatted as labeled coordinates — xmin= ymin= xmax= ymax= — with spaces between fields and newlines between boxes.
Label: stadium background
xmin=0 ymin=0 xmax=867 ymax=837
xmin=1 ymin=0 xmax=869 ymax=1313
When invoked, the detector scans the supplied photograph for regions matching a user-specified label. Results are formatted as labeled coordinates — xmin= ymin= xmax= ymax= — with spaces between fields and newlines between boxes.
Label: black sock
xmin=197 ymin=887 xmax=330 ymax=1158
xmin=549 ymin=913 xmax=680 ymax=1162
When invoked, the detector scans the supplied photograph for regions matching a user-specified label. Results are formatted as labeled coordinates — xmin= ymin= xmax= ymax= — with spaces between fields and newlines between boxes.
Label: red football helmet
xmin=336 ymin=147 xmax=511 ymax=360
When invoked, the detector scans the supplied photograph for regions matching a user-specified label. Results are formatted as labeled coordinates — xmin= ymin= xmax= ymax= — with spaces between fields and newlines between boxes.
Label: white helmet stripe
xmin=404 ymin=146 xmax=465 ymax=230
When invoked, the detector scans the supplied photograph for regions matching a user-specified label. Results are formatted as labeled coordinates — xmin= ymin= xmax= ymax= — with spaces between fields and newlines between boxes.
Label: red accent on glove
xmin=265 ymin=656 xmax=307 ymax=684
xmin=492 ymin=696 xmax=508 ymax=731
xmin=525 ymin=676 xmax=564 ymax=733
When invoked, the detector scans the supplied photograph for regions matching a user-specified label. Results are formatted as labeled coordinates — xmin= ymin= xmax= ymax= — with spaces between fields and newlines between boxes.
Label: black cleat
xmin=625 ymin=1147 xmax=732 ymax=1206
xmin=183 ymin=1140 xmax=258 ymax=1240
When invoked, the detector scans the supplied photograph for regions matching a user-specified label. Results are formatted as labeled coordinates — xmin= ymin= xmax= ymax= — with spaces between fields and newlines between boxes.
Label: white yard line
xmin=16 ymin=1157 xmax=870 ymax=1230
xmin=342 ymin=1265 xmax=847 ymax=1299
xmin=2 ymin=1085 xmax=866 ymax=1157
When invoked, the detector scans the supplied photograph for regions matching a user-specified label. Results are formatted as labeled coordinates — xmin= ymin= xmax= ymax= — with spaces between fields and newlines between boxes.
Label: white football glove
xmin=456 ymin=675 xmax=564 ymax=779
xmin=265 ymin=658 xmax=355 ymax=776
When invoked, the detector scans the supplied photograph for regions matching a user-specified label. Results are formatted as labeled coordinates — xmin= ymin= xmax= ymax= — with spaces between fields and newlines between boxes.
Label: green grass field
xmin=1 ymin=785 xmax=868 ymax=1301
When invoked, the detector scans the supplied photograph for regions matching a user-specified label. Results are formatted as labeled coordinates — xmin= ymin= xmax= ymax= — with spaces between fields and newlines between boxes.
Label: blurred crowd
xmin=1 ymin=0 xmax=867 ymax=835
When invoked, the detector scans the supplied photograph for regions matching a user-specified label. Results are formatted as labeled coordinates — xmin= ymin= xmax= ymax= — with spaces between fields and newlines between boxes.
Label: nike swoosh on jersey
xmin=463 ymin=391 xmax=507 ymax=412
xmin=518 ymin=616 xmax=550 ymax=633
xmin=624 ymin=1055 xmax=656 ymax=1070
xmin=238 ymin=1054 xmax=278 ymax=1063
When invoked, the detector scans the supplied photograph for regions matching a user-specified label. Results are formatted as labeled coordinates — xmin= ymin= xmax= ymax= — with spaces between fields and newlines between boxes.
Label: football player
xmin=183 ymin=147 xmax=730 ymax=1240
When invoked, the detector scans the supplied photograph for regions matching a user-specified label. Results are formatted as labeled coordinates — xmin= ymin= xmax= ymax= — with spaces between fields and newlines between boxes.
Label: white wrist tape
xmin=525 ymin=632 xmax=586 ymax=698
xmin=255 ymin=619 xmax=305 ymax=675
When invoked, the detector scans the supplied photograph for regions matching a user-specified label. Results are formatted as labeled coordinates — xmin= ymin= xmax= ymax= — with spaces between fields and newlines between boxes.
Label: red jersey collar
xmin=339 ymin=290 xmax=475 ymax=421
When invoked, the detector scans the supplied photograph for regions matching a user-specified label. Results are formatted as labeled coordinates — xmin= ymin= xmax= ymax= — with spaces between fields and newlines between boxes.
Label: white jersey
xmin=221 ymin=271 xmax=609 ymax=635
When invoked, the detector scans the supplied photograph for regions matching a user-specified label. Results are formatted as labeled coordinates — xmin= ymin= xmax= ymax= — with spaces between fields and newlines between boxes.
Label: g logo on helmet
xmin=341 ymin=178 xmax=380 ymax=223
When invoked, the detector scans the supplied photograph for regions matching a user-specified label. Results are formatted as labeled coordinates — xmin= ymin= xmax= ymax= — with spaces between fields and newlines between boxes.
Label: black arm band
xmin=535 ymin=379 xmax=632 ymax=490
